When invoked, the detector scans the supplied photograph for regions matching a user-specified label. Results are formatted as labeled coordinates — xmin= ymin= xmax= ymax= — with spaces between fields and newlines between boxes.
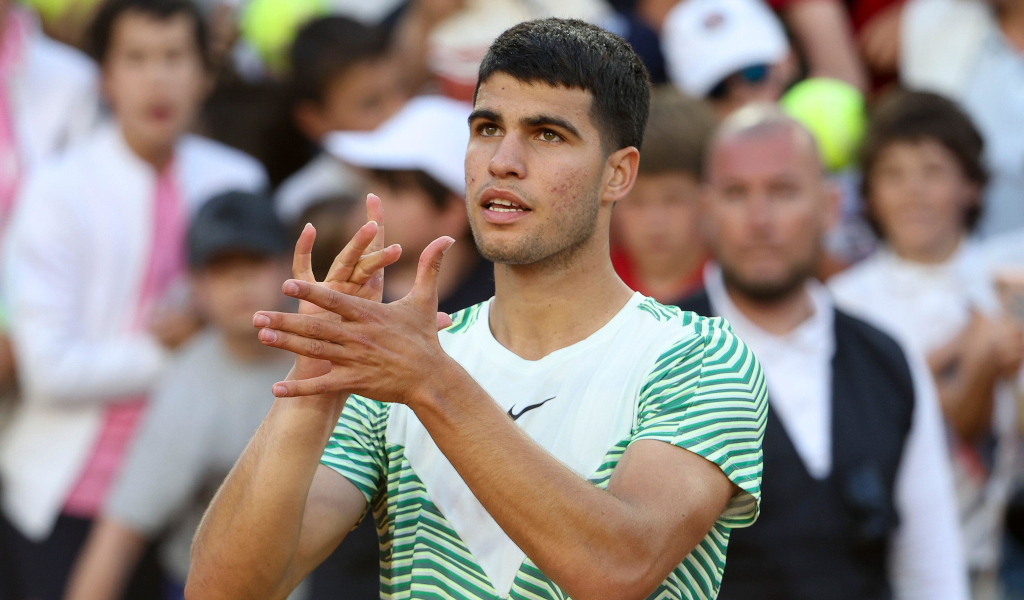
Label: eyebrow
xmin=468 ymin=110 xmax=583 ymax=141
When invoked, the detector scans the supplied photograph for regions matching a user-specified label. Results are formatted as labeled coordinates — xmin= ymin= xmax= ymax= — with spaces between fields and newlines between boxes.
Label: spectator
xmin=0 ymin=0 xmax=267 ymax=597
xmin=680 ymin=104 xmax=969 ymax=599
xmin=62 ymin=191 xmax=300 ymax=600
xmin=662 ymin=0 xmax=796 ymax=119
xmin=324 ymin=95 xmax=493 ymax=313
xmin=765 ymin=0 xmax=870 ymax=91
xmin=611 ymin=86 xmax=714 ymax=305
xmin=901 ymin=0 xmax=1024 ymax=236
xmin=829 ymin=91 xmax=1023 ymax=599
xmin=0 ymin=0 xmax=99 ymax=235
xmin=275 ymin=16 xmax=406 ymax=225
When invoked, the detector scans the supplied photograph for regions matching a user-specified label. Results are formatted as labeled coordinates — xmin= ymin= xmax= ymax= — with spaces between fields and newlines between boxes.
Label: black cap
xmin=187 ymin=191 xmax=291 ymax=269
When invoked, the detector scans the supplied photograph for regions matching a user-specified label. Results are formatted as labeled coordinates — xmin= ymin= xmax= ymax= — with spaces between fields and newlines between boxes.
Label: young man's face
xmin=703 ymin=127 xmax=838 ymax=301
xmin=102 ymin=10 xmax=208 ymax=152
xmin=193 ymin=254 xmax=291 ymax=340
xmin=868 ymin=139 xmax=976 ymax=259
xmin=614 ymin=171 xmax=704 ymax=270
xmin=297 ymin=57 xmax=406 ymax=140
xmin=465 ymin=73 xmax=634 ymax=267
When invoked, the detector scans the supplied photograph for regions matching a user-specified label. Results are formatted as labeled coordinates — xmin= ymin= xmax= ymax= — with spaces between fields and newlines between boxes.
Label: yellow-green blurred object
xmin=780 ymin=78 xmax=866 ymax=172
xmin=22 ymin=0 xmax=102 ymax=24
xmin=241 ymin=0 xmax=327 ymax=70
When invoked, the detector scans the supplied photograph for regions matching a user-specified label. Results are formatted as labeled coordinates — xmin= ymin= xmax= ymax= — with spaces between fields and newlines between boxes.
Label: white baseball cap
xmin=662 ymin=0 xmax=789 ymax=98
xmin=324 ymin=95 xmax=472 ymax=196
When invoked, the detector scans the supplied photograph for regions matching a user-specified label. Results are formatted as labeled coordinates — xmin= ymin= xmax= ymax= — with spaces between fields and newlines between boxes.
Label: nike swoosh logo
xmin=507 ymin=397 xmax=556 ymax=421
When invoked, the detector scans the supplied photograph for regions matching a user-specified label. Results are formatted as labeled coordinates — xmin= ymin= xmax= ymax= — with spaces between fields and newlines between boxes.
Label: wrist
xmin=407 ymin=353 xmax=465 ymax=413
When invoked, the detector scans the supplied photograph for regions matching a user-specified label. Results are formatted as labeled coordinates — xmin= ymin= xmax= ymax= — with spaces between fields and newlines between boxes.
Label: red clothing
xmin=611 ymin=247 xmax=706 ymax=305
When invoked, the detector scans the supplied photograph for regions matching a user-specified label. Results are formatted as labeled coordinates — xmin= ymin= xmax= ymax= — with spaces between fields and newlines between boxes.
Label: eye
xmin=537 ymin=130 xmax=562 ymax=142
xmin=478 ymin=123 xmax=501 ymax=137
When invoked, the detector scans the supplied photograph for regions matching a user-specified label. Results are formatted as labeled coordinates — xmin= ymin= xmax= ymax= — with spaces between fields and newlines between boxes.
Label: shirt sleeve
xmin=632 ymin=318 xmax=769 ymax=528
xmin=104 ymin=368 xmax=213 ymax=535
xmin=319 ymin=395 xmax=390 ymax=503
xmin=888 ymin=343 xmax=971 ymax=600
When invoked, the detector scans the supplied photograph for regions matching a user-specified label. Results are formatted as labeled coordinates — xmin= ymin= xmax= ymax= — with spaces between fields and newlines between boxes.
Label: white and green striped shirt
xmin=321 ymin=294 xmax=767 ymax=599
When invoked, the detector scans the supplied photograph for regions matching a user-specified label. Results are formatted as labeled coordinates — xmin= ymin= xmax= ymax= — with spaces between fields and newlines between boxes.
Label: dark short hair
xmin=289 ymin=16 xmax=389 ymax=106
xmin=369 ymin=169 xmax=455 ymax=211
xmin=476 ymin=18 xmax=651 ymax=152
xmin=639 ymin=86 xmax=716 ymax=178
xmin=87 ymin=0 xmax=210 ymax=68
xmin=860 ymin=90 xmax=988 ymax=235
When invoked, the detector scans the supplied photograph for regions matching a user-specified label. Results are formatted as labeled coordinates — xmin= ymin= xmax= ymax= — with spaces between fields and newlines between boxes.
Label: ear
xmin=293 ymin=100 xmax=329 ymax=142
xmin=602 ymin=146 xmax=640 ymax=204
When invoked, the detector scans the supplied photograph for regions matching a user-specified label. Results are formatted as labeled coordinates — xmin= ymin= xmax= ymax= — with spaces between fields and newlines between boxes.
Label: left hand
xmin=255 ymin=236 xmax=459 ymax=405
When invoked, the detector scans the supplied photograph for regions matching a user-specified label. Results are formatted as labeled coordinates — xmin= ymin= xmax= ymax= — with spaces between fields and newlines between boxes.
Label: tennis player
xmin=187 ymin=18 xmax=767 ymax=600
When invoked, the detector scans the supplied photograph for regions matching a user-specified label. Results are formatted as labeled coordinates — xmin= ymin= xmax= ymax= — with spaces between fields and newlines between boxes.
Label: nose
xmin=488 ymin=135 xmax=527 ymax=180
xmin=747 ymin=193 xmax=773 ymax=231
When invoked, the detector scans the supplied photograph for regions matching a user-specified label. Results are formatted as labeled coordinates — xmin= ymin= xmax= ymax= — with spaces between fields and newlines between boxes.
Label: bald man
xmin=678 ymin=104 xmax=969 ymax=600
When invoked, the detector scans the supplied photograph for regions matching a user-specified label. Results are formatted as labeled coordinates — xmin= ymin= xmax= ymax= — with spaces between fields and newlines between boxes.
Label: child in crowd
xmin=611 ymin=87 xmax=715 ymax=306
xmin=325 ymin=95 xmax=493 ymax=314
xmin=63 ymin=191 xmax=298 ymax=600
xmin=829 ymin=91 xmax=1024 ymax=598
xmin=275 ymin=16 xmax=406 ymax=224
xmin=0 ymin=0 xmax=267 ymax=597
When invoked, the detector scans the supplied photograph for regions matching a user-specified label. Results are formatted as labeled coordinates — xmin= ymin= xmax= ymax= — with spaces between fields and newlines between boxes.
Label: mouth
xmin=479 ymin=189 xmax=532 ymax=224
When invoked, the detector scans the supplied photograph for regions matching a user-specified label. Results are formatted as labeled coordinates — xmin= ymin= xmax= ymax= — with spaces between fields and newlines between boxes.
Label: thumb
xmin=408 ymin=236 xmax=455 ymax=307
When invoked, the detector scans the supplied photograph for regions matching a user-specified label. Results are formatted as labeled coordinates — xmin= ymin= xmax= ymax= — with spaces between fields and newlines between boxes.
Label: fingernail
xmin=283 ymin=281 xmax=300 ymax=295
xmin=442 ymin=239 xmax=455 ymax=255
xmin=259 ymin=329 xmax=277 ymax=343
xmin=272 ymin=384 xmax=287 ymax=397
xmin=253 ymin=314 xmax=270 ymax=327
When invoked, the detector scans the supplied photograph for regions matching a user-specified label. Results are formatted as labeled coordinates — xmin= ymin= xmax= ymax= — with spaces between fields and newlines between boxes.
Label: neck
xmin=892 ymin=233 xmax=962 ymax=265
xmin=634 ymin=247 xmax=704 ymax=302
xmin=223 ymin=330 xmax=282 ymax=362
xmin=384 ymin=240 xmax=479 ymax=302
xmin=725 ymin=280 xmax=815 ymax=336
xmin=488 ymin=234 xmax=634 ymax=360
xmin=121 ymin=124 xmax=175 ymax=172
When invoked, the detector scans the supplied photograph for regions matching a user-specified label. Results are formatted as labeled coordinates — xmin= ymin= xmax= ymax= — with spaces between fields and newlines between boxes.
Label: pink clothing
xmin=0 ymin=8 xmax=30 ymax=231
xmin=63 ymin=165 xmax=187 ymax=518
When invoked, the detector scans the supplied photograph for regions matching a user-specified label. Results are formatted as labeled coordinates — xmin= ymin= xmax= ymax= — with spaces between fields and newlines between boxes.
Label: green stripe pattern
xmin=320 ymin=298 xmax=767 ymax=599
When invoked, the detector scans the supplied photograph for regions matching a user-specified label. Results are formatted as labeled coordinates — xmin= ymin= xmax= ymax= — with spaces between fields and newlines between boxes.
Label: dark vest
xmin=677 ymin=291 xmax=916 ymax=600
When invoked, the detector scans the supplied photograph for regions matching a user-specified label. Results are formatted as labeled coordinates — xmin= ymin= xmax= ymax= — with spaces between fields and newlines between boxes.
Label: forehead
xmin=709 ymin=129 xmax=817 ymax=181
xmin=109 ymin=10 xmax=196 ymax=47
xmin=474 ymin=73 xmax=596 ymax=132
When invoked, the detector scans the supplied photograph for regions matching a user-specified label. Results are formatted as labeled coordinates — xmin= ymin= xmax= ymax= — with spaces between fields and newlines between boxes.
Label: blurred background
xmin=0 ymin=0 xmax=1022 ymax=598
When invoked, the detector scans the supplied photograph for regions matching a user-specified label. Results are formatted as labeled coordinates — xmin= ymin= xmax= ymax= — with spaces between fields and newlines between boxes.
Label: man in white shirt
xmin=0 ymin=1 xmax=267 ymax=597
xmin=678 ymin=103 xmax=969 ymax=600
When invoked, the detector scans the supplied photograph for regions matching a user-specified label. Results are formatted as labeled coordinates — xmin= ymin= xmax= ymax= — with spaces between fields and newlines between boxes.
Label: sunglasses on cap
xmin=707 ymin=64 xmax=771 ymax=100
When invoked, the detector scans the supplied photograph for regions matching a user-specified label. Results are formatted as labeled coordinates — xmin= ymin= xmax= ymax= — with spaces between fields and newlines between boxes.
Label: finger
xmin=292 ymin=223 xmax=317 ymax=283
xmin=258 ymin=327 xmax=347 ymax=362
xmin=350 ymin=244 xmax=402 ymax=286
xmin=366 ymin=193 xmax=385 ymax=254
xmin=253 ymin=311 xmax=349 ymax=341
xmin=436 ymin=312 xmax=452 ymax=331
xmin=282 ymin=279 xmax=371 ymax=321
xmin=272 ymin=374 xmax=343 ymax=398
xmin=407 ymin=236 xmax=456 ymax=307
xmin=324 ymin=220 xmax=379 ymax=284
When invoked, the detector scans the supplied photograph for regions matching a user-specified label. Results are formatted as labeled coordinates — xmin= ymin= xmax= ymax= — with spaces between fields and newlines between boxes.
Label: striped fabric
xmin=321 ymin=298 xmax=767 ymax=599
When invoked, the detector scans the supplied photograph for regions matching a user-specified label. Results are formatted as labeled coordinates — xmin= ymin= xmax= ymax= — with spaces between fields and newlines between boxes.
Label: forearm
xmin=64 ymin=520 xmax=146 ymax=600
xmin=935 ymin=356 xmax=999 ymax=443
xmin=411 ymin=365 xmax=669 ymax=600
xmin=187 ymin=377 xmax=346 ymax=600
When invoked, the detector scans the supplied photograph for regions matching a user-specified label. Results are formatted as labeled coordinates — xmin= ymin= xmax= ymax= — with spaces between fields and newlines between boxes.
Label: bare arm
xmin=782 ymin=0 xmax=870 ymax=92
xmin=64 ymin=520 xmax=147 ymax=600
xmin=256 ymin=247 xmax=749 ymax=600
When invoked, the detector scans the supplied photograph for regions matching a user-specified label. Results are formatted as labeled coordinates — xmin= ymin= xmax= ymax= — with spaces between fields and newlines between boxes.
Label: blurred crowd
xmin=0 ymin=0 xmax=1021 ymax=599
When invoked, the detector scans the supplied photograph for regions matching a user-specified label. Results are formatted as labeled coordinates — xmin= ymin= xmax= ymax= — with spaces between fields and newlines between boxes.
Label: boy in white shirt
xmin=830 ymin=90 xmax=1024 ymax=597
xmin=0 ymin=0 xmax=267 ymax=597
